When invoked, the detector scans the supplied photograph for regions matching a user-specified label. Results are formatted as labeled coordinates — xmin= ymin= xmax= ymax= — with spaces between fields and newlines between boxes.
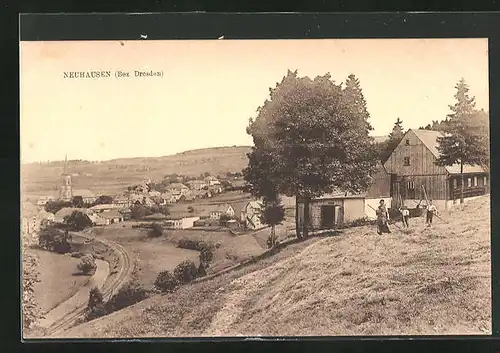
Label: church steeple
xmin=60 ymin=154 xmax=72 ymax=201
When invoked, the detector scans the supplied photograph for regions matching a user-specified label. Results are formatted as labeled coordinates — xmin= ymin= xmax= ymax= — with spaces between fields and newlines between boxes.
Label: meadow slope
xmin=60 ymin=196 xmax=491 ymax=338
xmin=21 ymin=146 xmax=252 ymax=197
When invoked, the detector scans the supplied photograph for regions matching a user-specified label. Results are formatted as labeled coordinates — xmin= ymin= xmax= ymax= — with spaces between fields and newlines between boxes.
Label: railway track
xmin=43 ymin=233 xmax=133 ymax=337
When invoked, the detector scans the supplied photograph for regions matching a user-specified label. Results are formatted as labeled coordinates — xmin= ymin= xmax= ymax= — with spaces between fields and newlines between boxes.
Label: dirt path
xmin=36 ymin=259 xmax=110 ymax=329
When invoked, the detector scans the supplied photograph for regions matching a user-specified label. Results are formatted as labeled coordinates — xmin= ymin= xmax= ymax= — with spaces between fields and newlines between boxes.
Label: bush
xmin=77 ymin=254 xmax=97 ymax=274
xmin=104 ymin=282 xmax=148 ymax=313
xmin=199 ymin=243 xmax=215 ymax=268
xmin=39 ymin=226 xmax=72 ymax=254
xmin=70 ymin=251 xmax=85 ymax=258
xmin=148 ymin=223 xmax=163 ymax=237
xmin=154 ymin=271 xmax=178 ymax=292
xmin=85 ymin=287 xmax=106 ymax=321
xmin=177 ymin=238 xmax=205 ymax=251
xmin=173 ymin=260 xmax=198 ymax=284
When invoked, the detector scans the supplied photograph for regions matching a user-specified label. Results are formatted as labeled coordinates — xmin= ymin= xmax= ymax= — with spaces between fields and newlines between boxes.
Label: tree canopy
xmin=244 ymin=70 xmax=378 ymax=237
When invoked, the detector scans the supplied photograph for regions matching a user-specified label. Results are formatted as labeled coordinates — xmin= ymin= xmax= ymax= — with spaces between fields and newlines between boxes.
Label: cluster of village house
xmin=22 ymin=129 xmax=490 ymax=236
xmin=22 ymin=170 xmax=264 ymax=235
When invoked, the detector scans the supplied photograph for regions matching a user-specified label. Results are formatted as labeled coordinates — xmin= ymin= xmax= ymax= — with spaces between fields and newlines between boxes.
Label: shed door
xmin=321 ymin=205 xmax=335 ymax=229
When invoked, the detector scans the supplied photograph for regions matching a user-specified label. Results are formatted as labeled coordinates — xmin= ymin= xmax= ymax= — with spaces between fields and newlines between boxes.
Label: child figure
xmin=426 ymin=200 xmax=437 ymax=226
xmin=399 ymin=205 xmax=410 ymax=228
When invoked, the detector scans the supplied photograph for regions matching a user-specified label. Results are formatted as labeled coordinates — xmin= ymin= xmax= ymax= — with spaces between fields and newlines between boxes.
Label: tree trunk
xmin=303 ymin=196 xmax=311 ymax=237
xmin=460 ymin=160 xmax=464 ymax=204
xmin=271 ymin=226 xmax=276 ymax=247
xmin=295 ymin=196 xmax=302 ymax=239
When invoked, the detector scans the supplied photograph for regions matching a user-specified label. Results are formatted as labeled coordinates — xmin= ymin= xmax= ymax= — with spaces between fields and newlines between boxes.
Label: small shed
xmin=297 ymin=192 xmax=366 ymax=231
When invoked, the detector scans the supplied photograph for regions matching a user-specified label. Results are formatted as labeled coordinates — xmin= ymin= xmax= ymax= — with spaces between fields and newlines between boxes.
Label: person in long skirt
xmin=376 ymin=199 xmax=391 ymax=235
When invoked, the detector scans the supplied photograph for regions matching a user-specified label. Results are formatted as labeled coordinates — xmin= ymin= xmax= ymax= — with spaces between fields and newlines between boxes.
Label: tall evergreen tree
xmin=379 ymin=118 xmax=405 ymax=162
xmin=343 ymin=74 xmax=373 ymax=133
xmin=436 ymin=78 xmax=489 ymax=204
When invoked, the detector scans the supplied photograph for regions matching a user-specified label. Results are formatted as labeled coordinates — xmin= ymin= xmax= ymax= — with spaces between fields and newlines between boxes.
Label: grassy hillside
xmin=21 ymin=146 xmax=252 ymax=198
xmin=60 ymin=195 xmax=491 ymax=338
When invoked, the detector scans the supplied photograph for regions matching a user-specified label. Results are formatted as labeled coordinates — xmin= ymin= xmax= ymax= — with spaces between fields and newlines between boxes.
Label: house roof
xmin=144 ymin=213 xmax=168 ymax=220
xmin=100 ymin=210 xmax=123 ymax=219
xmin=72 ymin=189 xmax=95 ymax=198
xmin=54 ymin=207 xmax=92 ymax=220
xmin=188 ymin=180 xmax=205 ymax=185
xmin=166 ymin=210 xmax=196 ymax=220
xmin=88 ymin=213 xmax=107 ymax=225
xmin=231 ymin=200 xmax=248 ymax=215
xmin=166 ymin=183 xmax=188 ymax=190
xmin=411 ymin=129 xmax=487 ymax=175
xmin=204 ymin=176 xmax=218 ymax=181
xmin=90 ymin=203 xmax=121 ymax=211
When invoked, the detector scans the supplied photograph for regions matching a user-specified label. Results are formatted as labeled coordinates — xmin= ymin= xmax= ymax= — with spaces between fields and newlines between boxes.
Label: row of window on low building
xmin=405 ymin=176 xmax=487 ymax=190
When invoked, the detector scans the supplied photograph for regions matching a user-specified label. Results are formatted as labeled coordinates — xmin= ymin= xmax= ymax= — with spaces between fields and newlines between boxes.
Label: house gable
xmin=383 ymin=129 xmax=449 ymax=176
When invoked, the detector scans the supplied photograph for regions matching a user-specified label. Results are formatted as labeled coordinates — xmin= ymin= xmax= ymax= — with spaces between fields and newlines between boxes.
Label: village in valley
xmin=21 ymin=39 xmax=491 ymax=338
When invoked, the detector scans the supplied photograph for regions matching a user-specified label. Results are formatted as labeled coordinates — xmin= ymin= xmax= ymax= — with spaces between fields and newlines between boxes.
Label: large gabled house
xmin=384 ymin=129 xmax=489 ymax=210
xmin=200 ymin=204 xmax=235 ymax=220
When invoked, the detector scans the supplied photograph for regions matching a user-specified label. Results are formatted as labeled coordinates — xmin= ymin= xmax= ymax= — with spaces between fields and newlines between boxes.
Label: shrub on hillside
xmin=70 ymin=251 xmax=85 ymax=258
xmin=154 ymin=271 xmax=178 ymax=292
xmin=104 ymin=282 xmax=149 ymax=313
xmin=85 ymin=287 xmax=106 ymax=321
xmin=38 ymin=226 xmax=72 ymax=254
xmin=77 ymin=254 xmax=97 ymax=275
xmin=22 ymin=245 xmax=42 ymax=330
xmin=173 ymin=260 xmax=198 ymax=284
xmin=178 ymin=238 xmax=203 ymax=251
xmin=148 ymin=223 xmax=163 ymax=238
xmin=199 ymin=243 xmax=215 ymax=267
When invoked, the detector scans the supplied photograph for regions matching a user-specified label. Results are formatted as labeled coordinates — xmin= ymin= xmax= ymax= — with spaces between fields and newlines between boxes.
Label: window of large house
xmin=403 ymin=157 xmax=410 ymax=166
xmin=453 ymin=178 xmax=457 ymax=189
xmin=468 ymin=178 xmax=472 ymax=188
xmin=407 ymin=181 xmax=415 ymax=199
xmin=405 ymin=139 xmax=410 ymax=145
xmin=484 ymin=176 xmax=488 ymax=186
xmin=474 ymin=176 xmax=478 ymax=187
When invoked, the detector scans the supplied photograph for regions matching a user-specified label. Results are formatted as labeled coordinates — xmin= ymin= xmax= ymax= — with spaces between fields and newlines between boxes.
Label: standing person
xmin=426 ymin=200 xmax=437 ymax=226
xmin=399 ymin=205 xmax=410 ymax=228
xmin=376 ymin=199 xmax=391 ymax=235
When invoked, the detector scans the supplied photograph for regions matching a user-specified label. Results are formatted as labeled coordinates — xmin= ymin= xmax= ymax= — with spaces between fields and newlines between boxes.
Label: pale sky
xmin=20 ymin=38 xmax=489 ymax=163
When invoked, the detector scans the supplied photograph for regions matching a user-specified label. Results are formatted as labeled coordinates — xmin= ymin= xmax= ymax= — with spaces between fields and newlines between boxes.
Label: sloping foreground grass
xmin=60 ymin=196 xmax=491 ymax=338
xmin=30 ymin=249 xmax=91 ymax=315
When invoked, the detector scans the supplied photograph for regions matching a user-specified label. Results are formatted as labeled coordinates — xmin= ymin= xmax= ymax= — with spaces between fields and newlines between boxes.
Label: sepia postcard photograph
xmin=20 ymin=36 xmax=491 ymax=339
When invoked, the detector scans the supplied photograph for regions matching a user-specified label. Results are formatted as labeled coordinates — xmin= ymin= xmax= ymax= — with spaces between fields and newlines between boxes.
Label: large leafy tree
xmin=244 ymin=70 xmax=378 ymax=237
xmin=64 ymin=211 xmax=93 ymax=231
xmin=436 ymin=78 xmax=489 ymax=204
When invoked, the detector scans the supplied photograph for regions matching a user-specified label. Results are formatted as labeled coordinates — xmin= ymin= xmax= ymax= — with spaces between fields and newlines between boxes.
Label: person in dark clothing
xmin=426 ymin=200 xmax=437 ymax=226
xmin=376 ymin=199 xmax=391 ymax=235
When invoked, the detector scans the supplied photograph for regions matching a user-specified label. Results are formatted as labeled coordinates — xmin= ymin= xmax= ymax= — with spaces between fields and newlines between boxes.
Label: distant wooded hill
xmin=21 ymin=146 xmax=253 ymax=197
